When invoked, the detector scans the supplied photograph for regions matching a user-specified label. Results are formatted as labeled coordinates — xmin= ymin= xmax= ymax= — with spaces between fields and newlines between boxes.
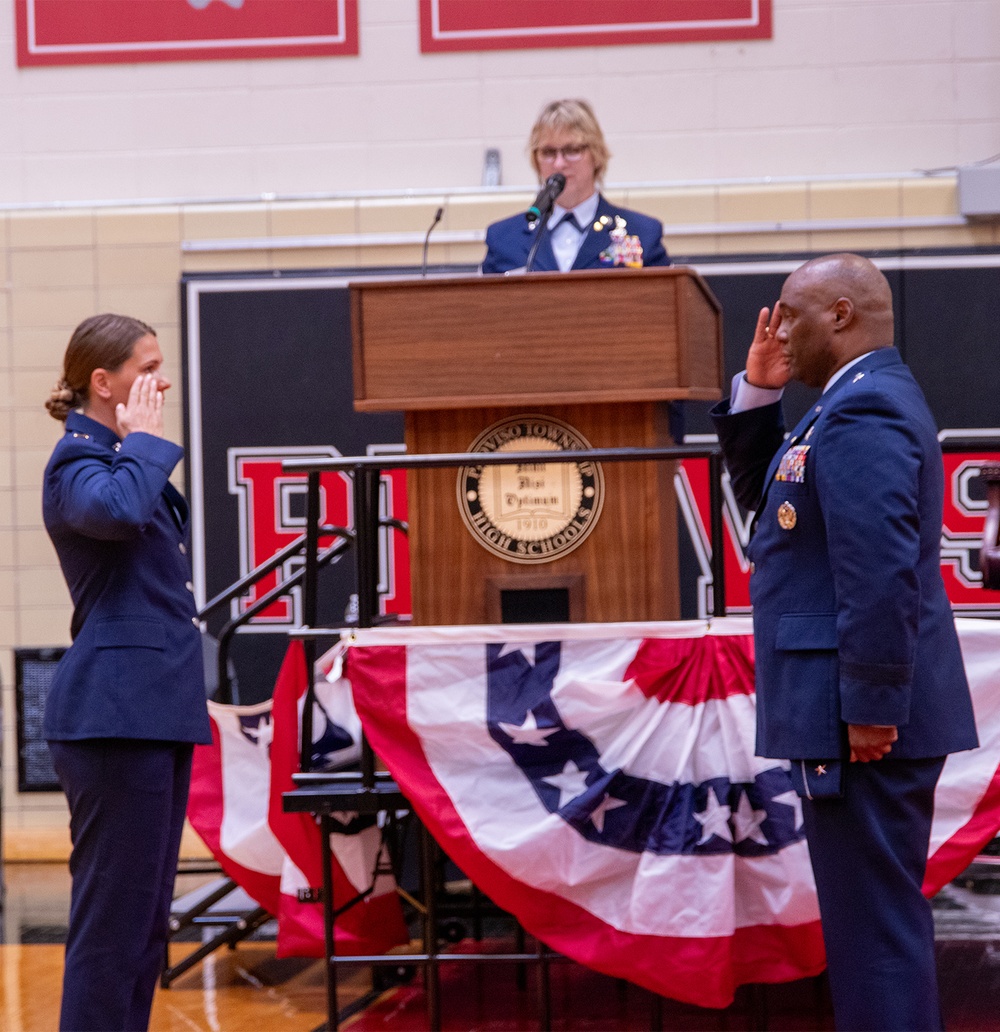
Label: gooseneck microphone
xmin=523 ymin=173 xmax=567 ymax=274
xmin=525 ymin=173 xmax=566 ymax=224
xmin=421 ymin=206 xmax=444 ymax=277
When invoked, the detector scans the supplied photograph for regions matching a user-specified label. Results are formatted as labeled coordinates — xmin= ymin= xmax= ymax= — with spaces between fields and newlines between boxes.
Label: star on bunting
xmin=732 ymin=791 xmax=770 ymax=846
xmin=498 ymin=709 xmax=560 ymax=746
xmin=542 ymin=760 xmax=590 ymax=809
xmin=242 ymin=717 xmax=273 ymax=750
xmin=694 ymin=786 xmax=733 ymax=845
xmin=589 ymin=792 xmax=628 ymax=833
xmin=771 ymin=788 xmax=804 ymax=832
xmin=496 ymin=642 xmax=537 ymax=666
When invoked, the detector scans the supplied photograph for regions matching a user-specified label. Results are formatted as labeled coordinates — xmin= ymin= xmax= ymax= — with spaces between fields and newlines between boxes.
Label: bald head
xmin=774 ymin=253 xmax=896 ymax=389
xmin=790 ymin=253 xmax=895 ymax=349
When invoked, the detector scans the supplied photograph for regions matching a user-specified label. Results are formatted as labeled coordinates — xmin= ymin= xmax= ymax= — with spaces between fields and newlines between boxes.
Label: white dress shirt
xmin=547 ymin=192 xmax=600 ymax=272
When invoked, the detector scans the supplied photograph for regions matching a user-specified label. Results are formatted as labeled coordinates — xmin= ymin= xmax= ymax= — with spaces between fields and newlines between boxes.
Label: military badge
xmin=777 ymin=501 xmax=797 ymax=530
xmin=775 ymin=444 xmax=810 ymax=483
xmin=598 ymin=215 xmax=644 ymax=267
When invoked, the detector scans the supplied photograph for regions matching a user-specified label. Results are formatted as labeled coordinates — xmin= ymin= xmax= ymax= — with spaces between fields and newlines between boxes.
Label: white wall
xmin=1 ymin=0 xmax=998 ymax=206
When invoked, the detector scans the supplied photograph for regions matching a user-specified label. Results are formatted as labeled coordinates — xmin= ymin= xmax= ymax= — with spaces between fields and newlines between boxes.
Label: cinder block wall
xmin=2 ymin=177 xmax=998 ymax=859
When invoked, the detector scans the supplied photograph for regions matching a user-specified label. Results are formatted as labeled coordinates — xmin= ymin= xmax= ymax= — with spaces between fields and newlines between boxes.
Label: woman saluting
xmin=43 ymin=313 xmax=211 ymax=1032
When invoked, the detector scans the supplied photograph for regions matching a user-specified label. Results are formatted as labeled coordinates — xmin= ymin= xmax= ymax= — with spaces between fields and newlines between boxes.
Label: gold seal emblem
xmin=457 ymin=415 xmax=604 ymax=564
xmin=777 ymin=501 xmax=797 ymax=530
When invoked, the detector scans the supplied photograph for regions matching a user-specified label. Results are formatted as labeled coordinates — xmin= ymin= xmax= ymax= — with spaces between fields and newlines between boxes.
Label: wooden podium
xmin=350 ymin=267 xmax=722 ymax=625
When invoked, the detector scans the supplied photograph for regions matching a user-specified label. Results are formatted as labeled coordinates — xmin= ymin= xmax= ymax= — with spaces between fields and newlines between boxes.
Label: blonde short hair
xmin=528 ymin=99 xmax=610 ymax=183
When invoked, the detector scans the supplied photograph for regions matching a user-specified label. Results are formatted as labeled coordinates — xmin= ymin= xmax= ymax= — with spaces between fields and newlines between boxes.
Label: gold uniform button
xmin=179 ymin=542 xmax=187 ymax=554
xmin=749 ymin=562 xmax=756 ymax=574
xmin=185 ymin=581 xmax=194 ymax=592
xmin=191 ymin=616 xmax=200 ymax=627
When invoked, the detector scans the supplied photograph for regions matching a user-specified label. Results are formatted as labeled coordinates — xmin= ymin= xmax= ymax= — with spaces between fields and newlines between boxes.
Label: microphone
xmin=421 ymin=206 xmax=444 ymax=277
xmin=525 ymin=173 xmax=566 ymax=224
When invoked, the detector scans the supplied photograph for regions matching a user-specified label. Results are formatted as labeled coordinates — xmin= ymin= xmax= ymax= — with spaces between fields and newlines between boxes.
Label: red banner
xmin=420 ymin=0 xmax=772 ymax=53
xmin=676 ymin=449 xmax=1000 ymax=619
xmin=16 ymin=0 xmax=357 ymax=67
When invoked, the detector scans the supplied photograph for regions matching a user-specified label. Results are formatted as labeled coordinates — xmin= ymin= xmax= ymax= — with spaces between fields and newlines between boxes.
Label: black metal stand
xmin=524 ymin=215 xmax=551 ymax=274
xmin=282 ymin=775 xmax=440 ymax=1030
xmin=280 ymin=443 xmax=732 ymax=1030
xmin=162 ymin=874 xmax=271 ymax=988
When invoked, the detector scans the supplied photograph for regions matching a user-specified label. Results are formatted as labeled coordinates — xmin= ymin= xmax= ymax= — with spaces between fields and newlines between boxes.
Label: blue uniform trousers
xmin=49 ymin=739 xmax=194 ymax=1032
xmin=802 ymin=756 xmax=945 ymax=1032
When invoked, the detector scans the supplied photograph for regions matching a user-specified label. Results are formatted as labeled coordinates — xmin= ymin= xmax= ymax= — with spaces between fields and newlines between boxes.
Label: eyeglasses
xmin=536 ymin=144 xmax=589 ymax=164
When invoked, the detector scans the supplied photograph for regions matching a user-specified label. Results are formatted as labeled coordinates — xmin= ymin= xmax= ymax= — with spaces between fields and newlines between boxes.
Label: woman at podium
xmin=481 ymin=98 xmax=671 ymax=275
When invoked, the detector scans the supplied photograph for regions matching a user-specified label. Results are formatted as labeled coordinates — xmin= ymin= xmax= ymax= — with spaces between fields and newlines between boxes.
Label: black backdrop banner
xmin=183 ymin=255 xmax=1000 ymax=701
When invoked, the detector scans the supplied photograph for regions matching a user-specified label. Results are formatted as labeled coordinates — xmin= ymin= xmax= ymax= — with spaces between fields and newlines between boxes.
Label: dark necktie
xmin=556 ymin=212 xmax=583 ymax=232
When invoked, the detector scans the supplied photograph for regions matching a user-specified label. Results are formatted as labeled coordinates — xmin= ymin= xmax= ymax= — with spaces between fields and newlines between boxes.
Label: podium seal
xmin=458 ymin=415 xmax=605 ymax=564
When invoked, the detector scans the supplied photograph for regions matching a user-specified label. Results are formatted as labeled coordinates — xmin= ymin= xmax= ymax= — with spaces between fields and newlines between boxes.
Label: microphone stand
xmin=421 ymin=207 xmax=444 ymax=277
xmin=522 ymin=173 xmax=564 ymax=273
xmin=524 ymin=214 xmax=551 ymax=274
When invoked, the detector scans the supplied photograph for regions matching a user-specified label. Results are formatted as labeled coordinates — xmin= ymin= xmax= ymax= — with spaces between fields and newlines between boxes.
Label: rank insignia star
xmin=814 ymin=764 xmax=827 ymax=776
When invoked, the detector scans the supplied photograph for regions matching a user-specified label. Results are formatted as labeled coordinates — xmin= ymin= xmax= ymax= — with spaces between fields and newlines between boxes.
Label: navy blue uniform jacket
xmin=481 ymin=193 xmax=669 ymax=274
xmin=43 ymin=411 xmax=212 ymax=745
xmin=711 ymin=348 xmax=977 ymax=761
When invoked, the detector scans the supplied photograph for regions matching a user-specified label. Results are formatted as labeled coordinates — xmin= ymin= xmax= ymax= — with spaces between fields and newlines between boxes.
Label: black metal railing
xmin=196 ymin=526 xmax=353 ymax=703
xmin=201 ymin=434 xmax=1000 ymax=707
xmin=278 ymin=443 xmax=726 ymax=1030
xmin=281 ymin=443 xmax=729 ymax=773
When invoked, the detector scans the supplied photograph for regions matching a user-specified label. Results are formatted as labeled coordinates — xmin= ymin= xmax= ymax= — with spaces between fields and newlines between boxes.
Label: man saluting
xmin=711 ymin=253 xmax=978 ymax=1031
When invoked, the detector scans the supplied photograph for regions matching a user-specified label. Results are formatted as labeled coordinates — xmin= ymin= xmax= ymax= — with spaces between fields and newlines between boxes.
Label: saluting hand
xmin=745 ymin=305 xmax=791 ymax=390
xmin=115 ymin=373 xmax=164 ymax=439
